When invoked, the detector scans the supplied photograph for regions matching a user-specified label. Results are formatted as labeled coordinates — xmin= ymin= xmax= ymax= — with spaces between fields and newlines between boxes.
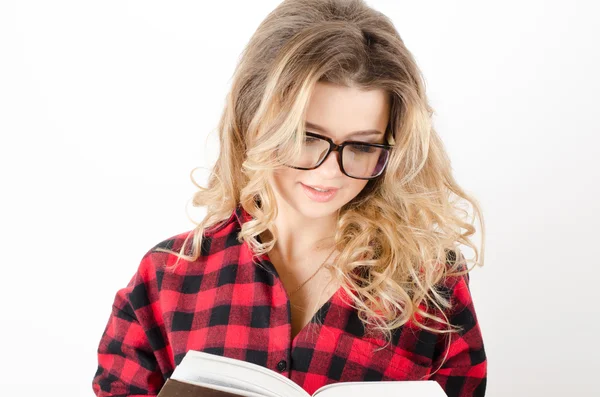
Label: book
xmin=157 ymin=350 xmax=447 ymax=397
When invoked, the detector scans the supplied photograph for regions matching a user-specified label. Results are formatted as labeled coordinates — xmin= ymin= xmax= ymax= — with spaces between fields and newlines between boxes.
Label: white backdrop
xmin=1 ymin=1 xmax=598 ymax=396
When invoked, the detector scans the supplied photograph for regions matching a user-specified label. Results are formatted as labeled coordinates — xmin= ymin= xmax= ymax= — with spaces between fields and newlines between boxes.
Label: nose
xmin=316 ymin=149 xmax=343 ymax=178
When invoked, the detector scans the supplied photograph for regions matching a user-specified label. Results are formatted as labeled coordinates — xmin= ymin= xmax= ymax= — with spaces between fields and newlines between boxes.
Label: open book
xmin=157 ymin=350 xmax=447 ymax=397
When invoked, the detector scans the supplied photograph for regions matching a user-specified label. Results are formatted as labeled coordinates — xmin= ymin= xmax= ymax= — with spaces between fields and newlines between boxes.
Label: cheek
xmin=271 ymin=168 xmax=299 ymax=194
xmin=346 ymin=179 xmax=369 ymax=198
xmin=336 ymin=178 xmax=370 ymax=206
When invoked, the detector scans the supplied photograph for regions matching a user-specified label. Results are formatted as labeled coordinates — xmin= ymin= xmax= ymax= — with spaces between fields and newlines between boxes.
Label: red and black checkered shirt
xmin=93 ymin=205 xmax=487 ymax=396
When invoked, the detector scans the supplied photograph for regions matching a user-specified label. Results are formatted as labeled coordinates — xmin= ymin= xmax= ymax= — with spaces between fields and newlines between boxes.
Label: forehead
xmin=304 ymin=81 xmax=390 ymax=139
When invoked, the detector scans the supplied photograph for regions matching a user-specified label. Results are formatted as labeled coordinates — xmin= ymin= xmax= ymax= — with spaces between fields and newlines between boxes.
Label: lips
xmin=300 ymin=183 xmax=339 ymax=203
xmin=305 ymin=184 xmax=339 ymax=192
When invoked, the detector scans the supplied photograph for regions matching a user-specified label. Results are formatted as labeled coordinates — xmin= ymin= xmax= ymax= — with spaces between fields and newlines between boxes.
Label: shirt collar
xmin=234 ymin=203 xmax=254 ymax=226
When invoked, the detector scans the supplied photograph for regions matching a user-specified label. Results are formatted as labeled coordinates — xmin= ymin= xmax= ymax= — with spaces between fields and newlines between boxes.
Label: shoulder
xmin=111 ymin=206 xmax=254 ymax=320
xmin=152 ymin=216 xmax=241 ymax=269
xmin=431 ymin=248 xmax=474 ymax=317
xmin=440 ymin=248 xmax=470 ymax=288
xmin=435 ymin=248 xmax=482 ymax=336
xmin=129 ymin=209 xmax=244 ymax=289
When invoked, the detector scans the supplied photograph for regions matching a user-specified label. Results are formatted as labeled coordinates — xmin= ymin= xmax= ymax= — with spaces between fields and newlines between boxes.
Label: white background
xmin=1 ymin=1 xmax=599 ymax=396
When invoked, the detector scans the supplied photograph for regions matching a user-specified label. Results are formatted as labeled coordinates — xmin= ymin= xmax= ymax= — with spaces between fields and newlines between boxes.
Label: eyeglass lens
xmin=292 ymin=135 xmax=389 ymax=178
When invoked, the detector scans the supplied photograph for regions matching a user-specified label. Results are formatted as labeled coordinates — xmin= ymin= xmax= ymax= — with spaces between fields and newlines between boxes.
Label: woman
xmin=92 ymin=0 xmax=487 ymax=396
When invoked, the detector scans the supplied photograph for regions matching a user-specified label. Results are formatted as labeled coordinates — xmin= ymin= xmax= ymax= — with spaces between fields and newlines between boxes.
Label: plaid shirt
xmin=93 ymin=205 xmax=487 ymax=397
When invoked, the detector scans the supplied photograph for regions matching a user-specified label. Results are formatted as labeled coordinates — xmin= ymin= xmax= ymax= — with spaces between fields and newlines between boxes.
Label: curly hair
xmin=156 ymin=0 xmax=485 ymax=351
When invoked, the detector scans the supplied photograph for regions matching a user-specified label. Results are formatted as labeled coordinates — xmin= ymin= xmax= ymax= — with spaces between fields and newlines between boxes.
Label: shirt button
xmin=276 ymin=360 xmax=287 ymax=372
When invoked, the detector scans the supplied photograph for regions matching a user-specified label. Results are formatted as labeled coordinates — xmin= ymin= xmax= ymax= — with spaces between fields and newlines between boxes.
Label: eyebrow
xmin=305 ymin=121 xmax=384 ymax=138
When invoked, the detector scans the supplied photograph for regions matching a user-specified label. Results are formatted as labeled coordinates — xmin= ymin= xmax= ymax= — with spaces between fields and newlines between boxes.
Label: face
xmin=270 ymin=81 xmax=390 ymax=221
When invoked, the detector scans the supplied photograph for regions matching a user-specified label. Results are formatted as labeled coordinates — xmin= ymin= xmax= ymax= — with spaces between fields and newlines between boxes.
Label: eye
xmin=304 ymin=132 xmax=325 ymax=144
xmin=304 ymin=136 xmax=320 ymax=144
xmin=350 ymin=144 xmax=376 ymax=154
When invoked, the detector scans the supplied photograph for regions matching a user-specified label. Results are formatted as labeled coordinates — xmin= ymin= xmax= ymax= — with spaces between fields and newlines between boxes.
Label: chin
xmin=295 ymin=203 xmax=340 ymax=220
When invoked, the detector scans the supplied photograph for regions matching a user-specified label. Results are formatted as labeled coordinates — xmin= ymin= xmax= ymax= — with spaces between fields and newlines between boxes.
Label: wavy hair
xmin=156 ymin=0 xmax=485 ymax=352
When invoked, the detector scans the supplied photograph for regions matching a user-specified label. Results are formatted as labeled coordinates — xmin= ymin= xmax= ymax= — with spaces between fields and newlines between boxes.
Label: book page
xmin=171 ymin=350 xmax=308 ymax=397
xmin=313 ymin=380 xmax=447 ymax=397
xmin=158 ymin=378 xmax=268 ymax=397
xmin=170 ymin=371 xmax=278 ymax=397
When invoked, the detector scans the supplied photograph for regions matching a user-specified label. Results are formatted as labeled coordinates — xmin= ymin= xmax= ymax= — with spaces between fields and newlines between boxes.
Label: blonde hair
xmin=157 ymin=0 xmax=485 ymax=350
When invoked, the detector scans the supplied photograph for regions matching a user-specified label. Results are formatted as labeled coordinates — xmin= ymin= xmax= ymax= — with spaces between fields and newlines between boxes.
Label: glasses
xmin=286 ymin=131 xmax=393 ymax=180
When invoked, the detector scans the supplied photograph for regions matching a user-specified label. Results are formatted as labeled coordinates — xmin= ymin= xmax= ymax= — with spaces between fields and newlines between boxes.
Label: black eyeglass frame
xmin=286 ymin=131 xmax=394 ymax=180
